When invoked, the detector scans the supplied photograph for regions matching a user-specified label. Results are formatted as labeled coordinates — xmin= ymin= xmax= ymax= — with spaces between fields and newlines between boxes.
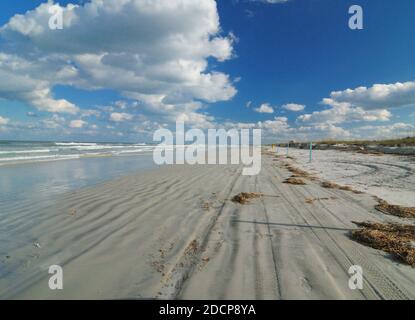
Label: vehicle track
xmin=160 ymin=165 xmax=243 ymax=299
xmin=268 ymin=158 xmax=411 ymax=300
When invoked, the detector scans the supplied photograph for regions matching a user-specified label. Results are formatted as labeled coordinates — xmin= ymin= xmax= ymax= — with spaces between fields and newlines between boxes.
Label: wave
xmin=0 ymin=154 xmax=80 ymax=163
xmin=54 ymin=142 xmax=98 ymax=146
xmin=0 ymin=149 xmax=56 ymax=155
xmin=112 ymin=149 xmax=144 ymax=155
xmin=60 ymin=145 xmax=116 ymax=151
xmin=0 ymin=142 xmax=156 ymax=165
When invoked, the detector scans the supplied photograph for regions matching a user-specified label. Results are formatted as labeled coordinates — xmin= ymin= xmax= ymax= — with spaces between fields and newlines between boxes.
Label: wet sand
xmin=1 ymin=153 xmax=414 ymax=299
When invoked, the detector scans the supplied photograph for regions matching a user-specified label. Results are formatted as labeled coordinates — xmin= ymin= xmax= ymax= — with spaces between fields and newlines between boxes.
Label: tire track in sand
xmin=269 ymin=157 xmax=411 ymax=300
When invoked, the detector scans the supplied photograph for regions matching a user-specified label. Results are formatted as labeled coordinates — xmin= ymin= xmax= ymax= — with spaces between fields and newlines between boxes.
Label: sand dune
xmin=1 ymin=153 xmax=414 ymax=299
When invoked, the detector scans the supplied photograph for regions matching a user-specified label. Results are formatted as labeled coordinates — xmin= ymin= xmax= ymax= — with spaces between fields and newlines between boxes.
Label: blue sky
xmin=0 ymin=0 xmax=414 ymax=143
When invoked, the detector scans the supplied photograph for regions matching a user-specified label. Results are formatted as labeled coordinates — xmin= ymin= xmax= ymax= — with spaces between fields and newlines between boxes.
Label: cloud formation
xmin=110 ymin=112 xmax=134 ymax=122
xmin=254 ymin=103 xmax=274 ymax=113
xmin=282 ymin=103 xmax=305 ymax=112
xmin=297 ymin=99 xmax=391 ymax=125
xmin=0 ymin=0 xmax=236 ymax=120
xmin=0 ymin=116 xmax=9 ymax=125
xmin=329 ymin=81 xmax=415 ymax=110
xmin=69 ymin=119 xmax=87 ymax=128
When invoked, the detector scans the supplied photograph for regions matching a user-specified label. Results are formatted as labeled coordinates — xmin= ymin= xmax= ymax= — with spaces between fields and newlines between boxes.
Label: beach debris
xmin=150 ymin=259 xmax=165 ymax=274
xmin=305 ymin=197 xmax=336 ymax=204
xmin=350 ymin=221 xmax=415 ymax=267
xmin=150 ymin=241 xmax=175 ymax=275
xmin=68 ymin=208 xmax=77 ymax=216
xmin=33 ymin=242 xmax=41 ymax=249
xmin=320 ymin=181 xmax=362 ymax=193
xmin=198 ymin=256 xmax=211 ymax=271
xmin=185 ymin=239 xmax=199 ymax=255
xmin=352 ymin=189 xmax=364 ymax=194
xmin=231 ymin=192 xmax=263 ymax=204
xmin=357 ymin=149 xmax=384 ymax=156
xmin=321 ymin=181 xmax=348 ymax=190
xmin=284 ymin=164 xmax=310 ymax=178
xmin=201 ymin=201 xmax=211 ymax=211
xmin=375 ymin=199 xmax=415 ymax=219
xmin=283 ymin=177 xmax=306 ymax=185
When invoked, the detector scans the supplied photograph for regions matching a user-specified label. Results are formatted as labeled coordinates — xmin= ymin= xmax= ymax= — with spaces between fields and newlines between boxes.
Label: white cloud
xmin=353 ymin=123 xmax=414 ymax=140
xmin=295 ymin=81 xmax=415 ymax=130
xmin=40 ymin=114 xmax=66 ymax=129
xmin=329 ymin=81 xmax=415 ymax=110
xmin=224 ymin=116 xmax=353 ymax=143
xmin=0 ymin=0 xmax=236 ymax=120
xmin=115 ymin=101 xmax=128 ymax=110
xmin=298 ymin=98 xmax=392 ymax=125
xmin=110 ymin=112 xmax=133 ymax=122
xmin=254 ymin=103 xmax=274 ymax=114
xmin=69 ymin=119 xmax=87 ymax=128
xmin=282 ymin=103 xmax=305 ymax=112
xmin=81 ymin=109 xmax=101 ymax=118
xmin=298 ymin=123 xmax=351 ymax=139
xmin=258 ymin=116 xmax=289 ymax=132
xmin=0 ymin=63 xmax=79 ymax=114
xmin=0 ymin=116 xmax=9 ymax=125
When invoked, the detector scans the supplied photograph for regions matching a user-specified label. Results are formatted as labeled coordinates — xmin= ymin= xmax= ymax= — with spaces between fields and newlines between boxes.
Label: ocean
xmin=0 ymin=140 xmax=158 ymax=221
xmin=0 ymin=141 xmax=159 ymax=284
xmin=0 ymin=140 xmax=156 ymax=165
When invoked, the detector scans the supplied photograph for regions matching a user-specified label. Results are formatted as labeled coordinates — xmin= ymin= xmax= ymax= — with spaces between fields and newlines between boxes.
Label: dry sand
xmin=1 ymin=153 xmax=414 ymax=299
xmin=282 ymin=148 xmax=415 ymax=207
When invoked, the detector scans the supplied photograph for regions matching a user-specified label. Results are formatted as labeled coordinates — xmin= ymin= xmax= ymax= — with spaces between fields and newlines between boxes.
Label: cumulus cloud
xmin=41 ymin=114 xmax=66 ymax=129
xmin=329 ymin=81 xmax=415 ymax=110
xmin=69 ymin=119 xmax=87 ymax=128
xmin=0 ymin=116 xmax=9 ymax=125
xmin=353 ymin=123 xmax=414 ymax=140
xmin=296 ymin=81 xmax=415 ymax=129
xmin=298 ymin=123 xmax=351 ymax=139
xmin=81 ymin=109 xmax=101 ymax=118
xmin=110 ymin=112 xmax=134 ymax=122
xmin=282 ymin=103 xmax=305 ymax=112
xmin=0 ymin=60 xmax=79 ymax=114
xmin=254 ymin=103 xmax=274 ymax=113
xmin=298 ymin=98 xmax=392 ymax=125
xmin=224 ymin=116 xmax=353 ymax=143
xmin=0 ymin=0 xmax=236 ymax=120
xmin=258 ymin=116 xmax=289 ymax=132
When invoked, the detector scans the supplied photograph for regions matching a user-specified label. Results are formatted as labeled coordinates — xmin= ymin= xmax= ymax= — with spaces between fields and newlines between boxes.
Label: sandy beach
xmin=1 ymin=0 xmax=415 ymax=307
xmin=1 ymin=150 xmax=414 ymax=300
xmin=282 ymin=148 xmax=415 ymax=207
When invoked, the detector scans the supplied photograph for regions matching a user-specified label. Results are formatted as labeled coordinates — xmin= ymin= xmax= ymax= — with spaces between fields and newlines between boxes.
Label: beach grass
xmin=318 ymin=136 xmax=415 ymax=147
